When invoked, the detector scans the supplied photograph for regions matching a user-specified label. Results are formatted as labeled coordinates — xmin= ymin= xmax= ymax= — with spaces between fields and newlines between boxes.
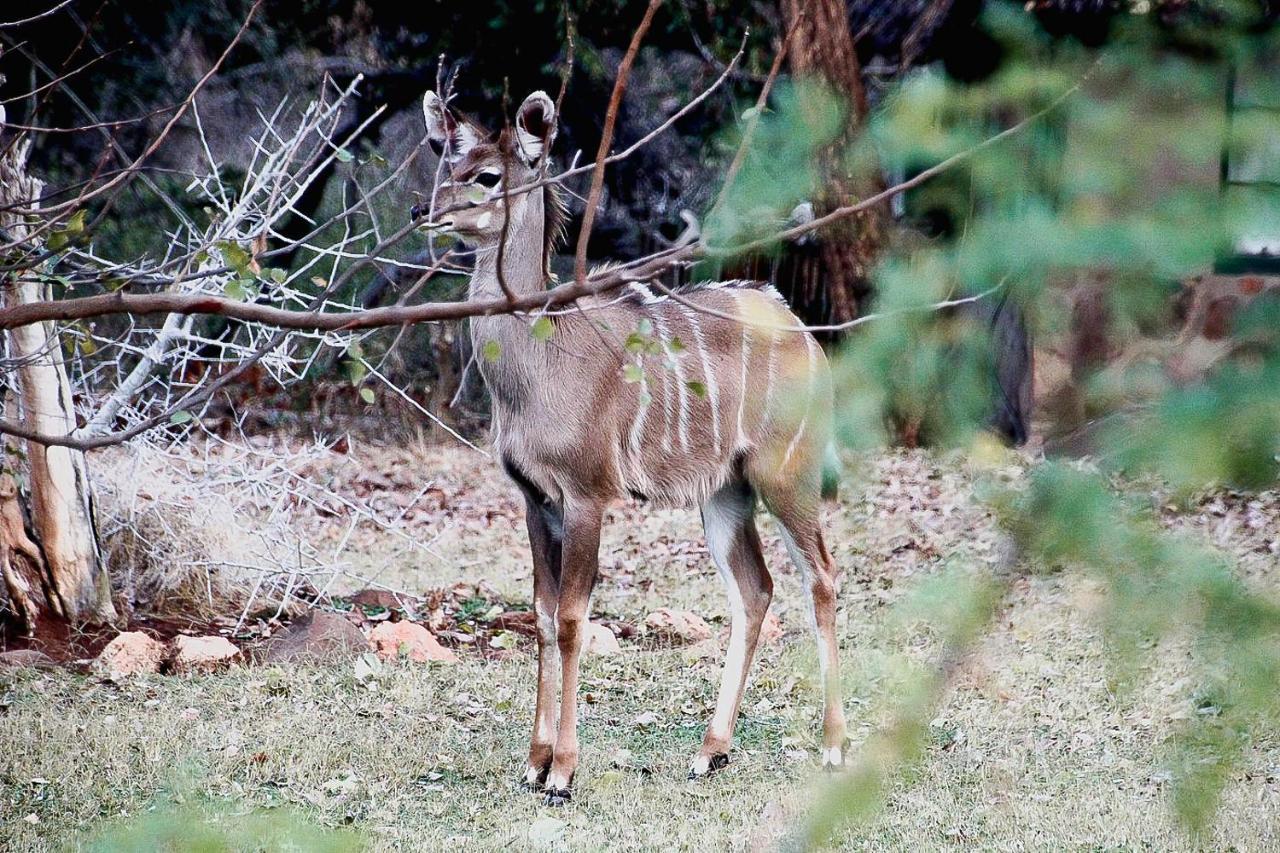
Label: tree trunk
xmin=780 ymin=0 xmax=888 ymax=325
xmin=1 ymin=140 xmax=116 ymax=632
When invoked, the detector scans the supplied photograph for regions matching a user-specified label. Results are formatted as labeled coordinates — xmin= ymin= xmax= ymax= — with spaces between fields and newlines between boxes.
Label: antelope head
xmin=412 ymin=89 xmax=559 ymax=248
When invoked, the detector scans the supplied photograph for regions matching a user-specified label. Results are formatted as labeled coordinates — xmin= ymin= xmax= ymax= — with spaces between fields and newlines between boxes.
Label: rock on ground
xmin=94 ymin=631 xmax=166 ymax=678
xmin=644 ymin=608 xmax=713 ymax=644
xmin=488 ymin=611 xmax=538 ymax=636
xmin=0 ymin=649 xmax=55 ymax=669
xmin=585 ymin=622 xmax=621 ymax=656
xmin=170 ymin=635 xmax=240 ymax=673
xmin=259 ymin=611 xmax=367 ymax=663
xmin=347 ymin=588 xmax=410 ymax=612
xmin=368 ymin=621 xmax=457 ymax=663
xmin=719 ymin=611 xmax=785 ymax=646
xmin=681 ymin=638 xmax=721 ymax=663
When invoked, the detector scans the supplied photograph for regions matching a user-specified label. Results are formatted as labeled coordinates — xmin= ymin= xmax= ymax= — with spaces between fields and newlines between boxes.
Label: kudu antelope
xmin=414 ymin=89 xmax=847 ymax=804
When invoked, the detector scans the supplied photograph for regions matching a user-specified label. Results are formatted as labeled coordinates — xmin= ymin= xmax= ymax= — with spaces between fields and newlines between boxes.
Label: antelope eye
xmin=473 ymin=171 xmax=501 ymax=190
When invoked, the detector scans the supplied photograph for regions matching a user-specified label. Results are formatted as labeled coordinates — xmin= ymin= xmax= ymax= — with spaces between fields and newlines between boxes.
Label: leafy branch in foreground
xmin=799 ymin=5 xmax=1280 ymax=845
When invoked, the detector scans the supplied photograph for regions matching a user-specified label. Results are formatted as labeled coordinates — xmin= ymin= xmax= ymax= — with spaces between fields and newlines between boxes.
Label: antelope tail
xmin=821 ymin=442 xmax=841 ymax=502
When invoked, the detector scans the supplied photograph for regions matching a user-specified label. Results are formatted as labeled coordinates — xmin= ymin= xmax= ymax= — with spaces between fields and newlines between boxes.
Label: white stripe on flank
xmin=654 ymin=312 xmax=690 ymax=452
xmin=683 ymin=306 xmax=721 ymax=454
xmin=628 ymin=281 xmax=663 ymax=304
xmin=653 ymin=314 xmax=676 ymax=452
xmin=726 ymin=290 xmax=751 ymax=448
xmin=628 ymin=359 xmax=651 ymax=458
xmin=761 ymin=326 xmax=779 ymax=431
xmin=781 ymin=334 xmax=818 ymax=470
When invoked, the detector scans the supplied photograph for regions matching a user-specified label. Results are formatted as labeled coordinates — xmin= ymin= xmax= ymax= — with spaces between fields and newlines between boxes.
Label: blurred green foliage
xmin=703 ymin=80 xmax=846 ymax=250
xmin=734 ymin=4 xmax=1280 ymax=847
xmin=85 ymin=803 xmax=362 ymax=852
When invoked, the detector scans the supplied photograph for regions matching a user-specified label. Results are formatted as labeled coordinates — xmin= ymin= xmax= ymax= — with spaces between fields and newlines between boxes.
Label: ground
xmin=2 ymin=444 xmax=1278 ymax=851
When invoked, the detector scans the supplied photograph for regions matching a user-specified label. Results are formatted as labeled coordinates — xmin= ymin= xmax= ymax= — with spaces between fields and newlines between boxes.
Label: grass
xmin=3 ymin=447 xmax=1278 ymax=850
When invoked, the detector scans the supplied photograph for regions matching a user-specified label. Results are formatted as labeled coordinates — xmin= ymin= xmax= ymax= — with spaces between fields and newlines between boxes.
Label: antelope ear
xmin=515 ymin=90 xmax=557 ymax=166
xmin=423 ymin=90 xmax=481 ymax=163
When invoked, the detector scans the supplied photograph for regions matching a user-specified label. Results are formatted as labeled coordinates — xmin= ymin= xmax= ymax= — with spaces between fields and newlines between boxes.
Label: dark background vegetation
xmin=5 ymin=0 xmax=1227 ymax=438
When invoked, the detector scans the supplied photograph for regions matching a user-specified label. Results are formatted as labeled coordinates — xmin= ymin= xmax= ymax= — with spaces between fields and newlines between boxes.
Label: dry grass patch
xmin=3 ymin=447 xmax=1278 ymax=850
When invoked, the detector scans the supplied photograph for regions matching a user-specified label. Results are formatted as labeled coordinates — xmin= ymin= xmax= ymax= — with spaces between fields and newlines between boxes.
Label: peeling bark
xmin=0 ymin=473 xmax=53 ymax=629
xmin=1 ymin=140 xmax=117 ymax=630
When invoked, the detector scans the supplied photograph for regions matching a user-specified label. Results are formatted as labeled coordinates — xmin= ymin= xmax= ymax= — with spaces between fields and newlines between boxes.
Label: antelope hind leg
xmin=778 ymin=518 xmax=848 ymax=769
xmin=689 ymin=480 xmax=773 ymax=779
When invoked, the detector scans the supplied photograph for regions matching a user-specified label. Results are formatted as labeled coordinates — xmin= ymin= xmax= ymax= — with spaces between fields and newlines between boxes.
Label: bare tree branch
xmin=0 ymin=77 xmax=1078 ymax=338
xmin=7 ymin=0 xmax=262 ymax=221
xmin=572 ymin=0 xmax=662 ymax=285
xmin=711 ymin=15 xmax=801 ymax=216
xmin=0 ymin=0 xmax=77 ymax=29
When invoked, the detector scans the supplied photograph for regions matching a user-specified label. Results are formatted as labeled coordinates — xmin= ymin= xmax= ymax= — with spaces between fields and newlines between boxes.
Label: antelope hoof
xmin=543 ymin=787 xmax=572 ymax=807
xmin=522 ymin=763 xmax=550 ymax=791
xmin=821 ymin=745 xmax=845 ymax=772
xmin=688 ymin=752 xmax=730 ymax=780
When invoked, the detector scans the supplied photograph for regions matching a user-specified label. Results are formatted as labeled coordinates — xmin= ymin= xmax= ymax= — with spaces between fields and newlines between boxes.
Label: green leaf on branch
xmin=345 ymin=342 xmax=367 ymax=387
xmin=217 ymin=241 xmax=253 ymax=276
xmin=530 ymin=317 xmax=555 ymax=341
xmin=47 ymin=210 xmax=87 ymax=251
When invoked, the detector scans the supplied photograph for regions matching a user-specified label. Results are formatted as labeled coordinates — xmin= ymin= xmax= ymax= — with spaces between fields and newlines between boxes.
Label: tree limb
xmin=572 ymin=0 xmax=661 ymax=285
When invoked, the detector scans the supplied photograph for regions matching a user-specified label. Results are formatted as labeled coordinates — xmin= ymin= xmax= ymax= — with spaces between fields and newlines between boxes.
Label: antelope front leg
xmin=518 ymin=489 xmax=563 ymax=789
xmin=544 ymin=499 xmax=603 ymax=805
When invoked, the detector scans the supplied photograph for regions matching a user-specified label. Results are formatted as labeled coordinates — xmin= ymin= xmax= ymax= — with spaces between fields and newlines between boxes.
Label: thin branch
xmin=356 ymin=355 xmax=489 ymax=457
xmin=710 ymin=15 xmax=800 ymax=216
xmin=0 ymin=0 xmax=77 ymax=28
xmin=572 ymin=0 xmax=662 ymax=285
xmin=19 ymin=0 xmax=263 ymax=219
xmin=0 ymin=106 xmax=178 ymax=134
xmin=0 ymin=45 xmax=123 ymax=105
xmin=650 ymin=276 xmax=1011 ymax=334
